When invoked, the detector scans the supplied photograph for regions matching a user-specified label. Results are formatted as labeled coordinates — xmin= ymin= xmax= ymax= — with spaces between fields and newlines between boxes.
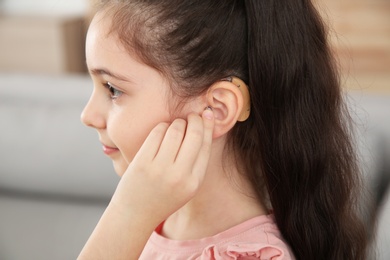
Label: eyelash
xmin=104 ymin=82 xmax=123 ymax=100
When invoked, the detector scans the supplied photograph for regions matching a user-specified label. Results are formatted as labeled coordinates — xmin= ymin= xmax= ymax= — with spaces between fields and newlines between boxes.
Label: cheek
xmin=108 ymin=108 xmax=172 ymax=164
xmin=108 ymin=115 xmax=148 ymax=163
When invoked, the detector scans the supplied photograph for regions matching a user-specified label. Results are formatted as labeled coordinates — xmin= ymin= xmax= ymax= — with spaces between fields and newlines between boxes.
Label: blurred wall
xmin=0 ymin=0 xmax=89 ymax=74
xmin=318 ymin=0 xmax=390 ymax=93
xmin=0 ymin=0 xmax=88 ymax=15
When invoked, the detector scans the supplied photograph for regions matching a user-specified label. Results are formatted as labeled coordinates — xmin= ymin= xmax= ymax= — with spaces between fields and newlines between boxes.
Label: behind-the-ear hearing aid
xmin=221 ymin=76 xmax=251 ymax=122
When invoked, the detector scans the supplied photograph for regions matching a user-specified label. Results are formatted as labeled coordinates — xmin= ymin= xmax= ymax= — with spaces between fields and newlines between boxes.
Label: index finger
xmin=175 ymin=109 xmax=214 ymax=170
xmin=190 ymin=108 xmax=215 ymax=179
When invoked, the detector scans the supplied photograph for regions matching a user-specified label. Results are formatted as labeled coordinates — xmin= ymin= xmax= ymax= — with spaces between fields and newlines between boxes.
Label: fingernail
xmin=203 ymin=109 xmax=214 ymax=120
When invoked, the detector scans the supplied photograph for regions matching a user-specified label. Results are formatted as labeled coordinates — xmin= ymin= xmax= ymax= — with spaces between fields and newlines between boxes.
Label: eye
xmin=104 ymin=82 xmax=123 ymax=100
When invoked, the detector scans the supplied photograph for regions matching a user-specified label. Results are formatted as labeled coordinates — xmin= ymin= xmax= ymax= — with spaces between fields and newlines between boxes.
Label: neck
xmin=161 ymin=137 xmax=268 ymax=240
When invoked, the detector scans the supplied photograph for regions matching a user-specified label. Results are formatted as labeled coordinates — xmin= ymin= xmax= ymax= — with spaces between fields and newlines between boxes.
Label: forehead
xmin=85 ymin=11 xmax=174 ymax=96
xmin=85 ymin=10 xmax=156 ymax=75
xmin=85 ymin=12 xmax=142 ymax=80
xmin=86 ymin=12 xmax=124 ymax=59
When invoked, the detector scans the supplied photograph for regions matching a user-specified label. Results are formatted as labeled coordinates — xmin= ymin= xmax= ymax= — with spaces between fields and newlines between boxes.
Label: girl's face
xmin=82 ymin=13 xmax=186 ymax=176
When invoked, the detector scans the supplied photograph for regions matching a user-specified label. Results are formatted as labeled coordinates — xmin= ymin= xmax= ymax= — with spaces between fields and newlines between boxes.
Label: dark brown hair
xmin=97 ymin=0 xmax=368 ymax=258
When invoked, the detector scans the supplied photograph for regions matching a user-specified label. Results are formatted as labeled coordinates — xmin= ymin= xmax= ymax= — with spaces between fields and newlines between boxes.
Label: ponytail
xmin=242 ymin=0 xmax=368 ymax=258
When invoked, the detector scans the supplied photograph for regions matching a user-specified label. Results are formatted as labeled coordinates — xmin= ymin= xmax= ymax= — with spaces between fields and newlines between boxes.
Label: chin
xmin=112 ymin=161 xmax=127 ymax=177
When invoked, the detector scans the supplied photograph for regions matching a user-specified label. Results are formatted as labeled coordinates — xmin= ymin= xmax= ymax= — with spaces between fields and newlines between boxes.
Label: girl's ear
xmin=205 ymin=81 xmax=244 ymax=138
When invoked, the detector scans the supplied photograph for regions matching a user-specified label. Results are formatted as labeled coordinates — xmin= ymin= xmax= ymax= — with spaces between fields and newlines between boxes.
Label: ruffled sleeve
xmin=200 ymin=243 xmax=285 ymax=260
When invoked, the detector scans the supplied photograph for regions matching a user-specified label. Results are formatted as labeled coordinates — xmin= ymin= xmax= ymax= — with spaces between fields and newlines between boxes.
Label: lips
xmin=102 ymin=144 xmax=119 ymax=155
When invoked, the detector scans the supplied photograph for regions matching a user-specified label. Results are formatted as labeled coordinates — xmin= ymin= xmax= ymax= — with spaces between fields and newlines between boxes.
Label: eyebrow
xmin=89 ymin=68 xmax=133 ymax=82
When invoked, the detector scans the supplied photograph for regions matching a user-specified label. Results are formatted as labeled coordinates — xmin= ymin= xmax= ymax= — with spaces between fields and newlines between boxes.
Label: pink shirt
xmin=139 ymin=215 xmax=295 ymax=259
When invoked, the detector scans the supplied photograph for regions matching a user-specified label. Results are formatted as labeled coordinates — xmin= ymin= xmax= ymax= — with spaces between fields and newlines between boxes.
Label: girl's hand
xmin=110 ymin=109 xmax=215 ymax=226
xmin=78 ymin=109 xmax=214 ymax=259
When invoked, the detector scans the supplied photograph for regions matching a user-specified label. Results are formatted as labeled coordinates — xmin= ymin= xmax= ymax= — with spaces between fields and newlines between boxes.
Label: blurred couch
xmin=0 ymin=73 xmax=389 ymax=259
xmin=348 ymin=90 xmax=390 ymax=259
xmin=0 ymin=73 xmax=118 ymax=259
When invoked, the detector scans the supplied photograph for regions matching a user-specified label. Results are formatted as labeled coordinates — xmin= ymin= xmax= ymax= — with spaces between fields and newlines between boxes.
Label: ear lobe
xmin=206 ymin=81 xmax=244 ymax=138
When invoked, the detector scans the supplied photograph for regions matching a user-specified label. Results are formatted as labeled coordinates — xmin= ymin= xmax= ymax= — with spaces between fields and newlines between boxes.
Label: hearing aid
xmin=221 ymin=76 xmax=251 ymax=122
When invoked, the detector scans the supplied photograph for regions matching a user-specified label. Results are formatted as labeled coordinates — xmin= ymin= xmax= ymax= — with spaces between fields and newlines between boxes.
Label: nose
xmin=81 ymin=91 xmax=106 ymax=129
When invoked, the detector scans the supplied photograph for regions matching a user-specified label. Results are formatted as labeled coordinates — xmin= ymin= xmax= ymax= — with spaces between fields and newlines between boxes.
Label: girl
xmin=79 ymin=0 xmax=368 ymax=259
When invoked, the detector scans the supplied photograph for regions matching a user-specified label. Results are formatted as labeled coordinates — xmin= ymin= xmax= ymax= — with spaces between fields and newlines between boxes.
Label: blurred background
xmin=0 ymin=1 xmax=119 ymax=259
xmin=0 ymin=0 xmax=389 ymax=259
